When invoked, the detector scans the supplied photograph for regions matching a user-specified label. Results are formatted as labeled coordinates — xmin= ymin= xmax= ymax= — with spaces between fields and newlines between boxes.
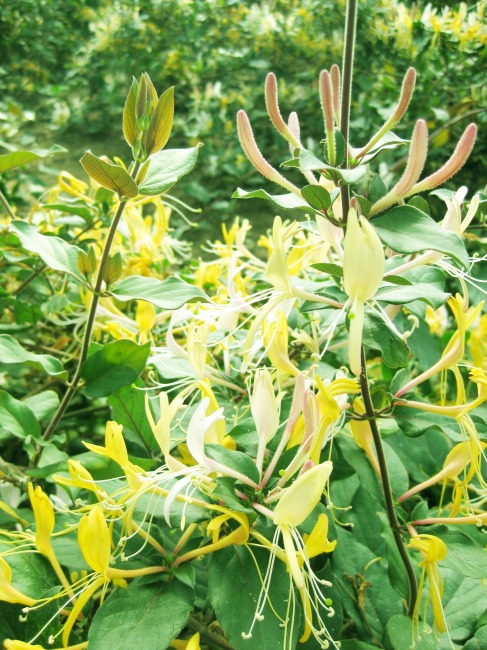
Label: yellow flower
xmin=408 ymin=534 xmax=448 ymax=634
xmin=171 ymin=632 xmax=201 ymax=650
xmin=262 ymin=310 xmax=299 ymax=376
xmin=0 ymin=557 xmax=36 ymax=606
xmin=78 ymin=506 xmax=111 ymax=578
xmin=343 ymin=208 xmax=385 ymax=374
xmin=27 ymin=483 xmax=55 ymax=558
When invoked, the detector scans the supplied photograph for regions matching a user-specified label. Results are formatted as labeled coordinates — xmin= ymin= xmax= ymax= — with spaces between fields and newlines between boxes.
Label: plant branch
xmin=359 ymin=347 xmax=418 ymax=616
xmin=339 ymin=0 xmax=358 ymax=224
xmin=0 ymin=189 xmax=17 ymax=220
xmin=35 ymin=168 xmax=140 ymax=463
xmin=187 ymin=616 xmax=236 ymax=650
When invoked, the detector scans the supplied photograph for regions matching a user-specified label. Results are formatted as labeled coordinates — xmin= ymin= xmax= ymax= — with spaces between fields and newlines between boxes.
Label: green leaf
xmin=42 ymin=201 xmax=93 ymax=220
xmin=353 ymin=131 xmax=408 ymax=165
xmin=144 ymin=86 xmax=174 ymax=154
xmin=441 ymin=544 xmax=487 ymax=579
xmin=111 ymin=275 xmax=209 ymax=309
xmin=108 ymin=383 xmax=158 ymax=454
xmin=205 ymin=444 xmax=260 ymax=485
xmin=0 ymin=144 xmax=66 ymax=173
xmin=385 ymin=614 xmax=436 ymax=650
xmin=368 ymin=175 xmax=387 ymax=204
xmin=0 ymin=334 xmax=67 ymax=379
xmin=81 ymin=151 xmax=138 ymax=198
xmin=372 ymin=205 xmax=469 ymax=268
xmin=301 ymin=184 xmax=331 ymax=211
xmin=311 ymin=262 xmax=343 ymax=277
xmin=210 ymin=477 xmax=257 ymax=518
xmin=284 ymin=148 xmax=366 ymax=183
xmin=23 ymin=390 xmax=60 ymax=422
xmin=393 ymin=405 xmax=462 ymax=440
xmin=361 ymin=310 xmax=409 ymax=368
xmin=88 ymin=579 xmax=194 ymax=650
xmin=442 ymin=570 xmax=487 ymax=642
xmin=232 ymin=187 xmax=310 ymax=211
xmin=81 ymin=340 xmax=150 ymax=398
xmin=377 ymin=281 xmax=449 ymax=309
xmin=0 ymin=390 xmax=41 ymax=440
xmin=9 ymin=221 xmax=85 ymax=281
xmin=209 ymin=545 xmax=302 ymax=650
xmin=139 ymin=145 xmax=202 ymax=195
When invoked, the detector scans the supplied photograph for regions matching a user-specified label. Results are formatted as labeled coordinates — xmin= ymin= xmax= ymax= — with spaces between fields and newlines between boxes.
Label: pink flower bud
xmin=410 ymin=123 xmax=477 ymax=194
xmin=265 ymin=73 xmax=301 ymax=148
xmin=237 ymin=110 xmax=301 ymax=195
xmin=330 ymin=64 xmax=341 ymax=126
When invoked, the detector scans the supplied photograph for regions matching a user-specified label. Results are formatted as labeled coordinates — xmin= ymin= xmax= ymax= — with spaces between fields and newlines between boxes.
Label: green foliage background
xmin=1 ymin=0 xmax=486 ymax=235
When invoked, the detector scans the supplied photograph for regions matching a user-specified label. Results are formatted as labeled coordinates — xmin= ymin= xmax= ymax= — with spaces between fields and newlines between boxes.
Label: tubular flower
xmin=399 ymin=440 xmax=487 ymax=503
xmin=27 ymin=483 xmax=55 ymax=558
xmin=395 ymin=295 xmax=484 ymax=397
xmin=349 ymin=398 xmax=380 ymax=475
xmin=343 ymin=208 xmax=385 ymax=374
xmin=263 ymin=310 xmax=299 ymax=376
xmin=408 ymin=534 xmax=448 ymax=635
xmin=251 ymin=368 xmax=280 ymax=475
xmin=245 ymin=462 xmax=337 ymax=647
xmin=0 ymin=557 xmax=36 ymax=607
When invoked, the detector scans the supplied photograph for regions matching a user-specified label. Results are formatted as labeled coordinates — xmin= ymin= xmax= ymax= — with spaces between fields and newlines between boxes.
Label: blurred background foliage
xmin=1 ymin=0 xmax=486 ymax=237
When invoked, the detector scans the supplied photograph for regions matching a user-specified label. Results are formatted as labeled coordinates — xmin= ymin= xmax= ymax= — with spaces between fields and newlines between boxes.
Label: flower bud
xmin=343 ymin=209 xmax=385 ymax=374
xmin=273 ymin=461 xmax=333 ymax=527
xmin=251 ymin=368 xmax=279 ymax=444
xmin=78 ymin=506 xmax=111 ymax=577
xmin=28 ymin=483 xmax=55 ymax=558
xmin=101 ymin=251 xmax=123 ymax=286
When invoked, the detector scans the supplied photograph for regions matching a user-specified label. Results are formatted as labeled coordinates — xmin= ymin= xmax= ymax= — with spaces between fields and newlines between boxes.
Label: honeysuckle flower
xmin=343 ymin=208 xmax=385 ymax=374
xmin=83 ymin=420 xmax=143 ymax=478
xmin=468 ymin=314 xmax=487 ymax=369
xmin=368 ymin=119 xmax=428 ymax=215
xmin=53 ymin=459 xmax=109 ymax=501
xmin=265 ymin=72 xmax=301 ymax=150
xmin=395 ymin=295 xmax=484 ymax=397
xmin=399 ymin=439 xmax=487 ymax=503
xmin=237 ymin=110 xmax=302 ymax=196
xmin=28 ymin=483 xmax=75 ymax=597
xmin=251 ymin=368 xmax=280 ymax=475
xmin=408 ymin=534 xmax=448 ymax=635
xmin=369 ymin=122 xmax=477 ymax=216
xmin=349 ymin=397 xmax=380 ymax=475
xmin=355 ymin=67 xmax=416 ymax=161
xmin=262 ymin=310 xmax=299 ymax=376
xmin=0 ymin=557 xmax=36 ymax=607
xmin=245 ymin=462 xmax=337 ymax=648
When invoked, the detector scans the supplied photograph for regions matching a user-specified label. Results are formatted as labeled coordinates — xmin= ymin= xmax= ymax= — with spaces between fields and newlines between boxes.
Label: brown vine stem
xmin=359 ymin=347 xmax=418 ymax=615
xmin=339 ymin=0 xmax=358 ymax=225
xmin=33 ymin=165 xmax=140 ymax=466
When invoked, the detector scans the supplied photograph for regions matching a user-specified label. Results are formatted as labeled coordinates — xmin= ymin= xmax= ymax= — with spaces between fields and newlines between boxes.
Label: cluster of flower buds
xmin=123 ymin=73 xmax=175 ymax=163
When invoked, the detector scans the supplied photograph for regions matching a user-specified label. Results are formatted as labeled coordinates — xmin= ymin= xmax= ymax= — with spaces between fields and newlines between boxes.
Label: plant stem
xmin=339 ymin=0 xmax=358 ymax=224
xmin=0 ymin=189 xmax=17 ymax=220
xmin=359 ymin=347 xmax=418 ymax=616
xmin=35 ymin=167 xmax=140 ymax=463
xmin=187 ymin=615 xmax=236 ymax=650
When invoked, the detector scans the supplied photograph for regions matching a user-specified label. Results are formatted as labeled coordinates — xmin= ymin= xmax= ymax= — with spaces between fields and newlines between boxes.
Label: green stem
xmin=35 ymin=166 xmax=140 ymax=464
xmin=0 ymin=189 xmax=17 ymax=220
xmin=339 ymin=0 xmax=358 ymax=225
xmin=187 ymin=615 xmax=236 ymax=650
xmin=359 ymin=347 xmax=418 ymax=616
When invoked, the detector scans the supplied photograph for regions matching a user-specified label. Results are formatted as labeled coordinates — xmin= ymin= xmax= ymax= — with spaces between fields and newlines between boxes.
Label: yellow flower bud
xmin=273 ymin=461 xmax=333 ymax=527
xmin=27 ymin=483 xmax=55 ymax=558
xmin=78 ymin=506 xmax=111 ymax=577
xmin=343 ymin=208 xmax=385 ymax=374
